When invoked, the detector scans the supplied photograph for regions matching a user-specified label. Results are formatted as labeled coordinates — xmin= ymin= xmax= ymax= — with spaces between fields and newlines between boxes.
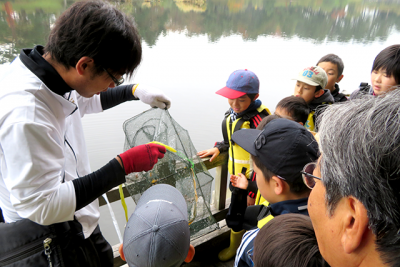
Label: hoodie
xmin=305 ymin=89 xmax=334 ymax=131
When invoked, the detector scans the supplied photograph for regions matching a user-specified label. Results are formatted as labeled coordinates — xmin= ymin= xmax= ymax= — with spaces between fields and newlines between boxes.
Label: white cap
xmin=294 ymin=66 xmax=328 ymax=89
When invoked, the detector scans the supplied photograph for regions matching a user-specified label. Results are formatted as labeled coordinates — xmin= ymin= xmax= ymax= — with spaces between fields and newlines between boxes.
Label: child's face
xmin=317 ymin=62 xmax=343 ymax=92
xmin=253 ymin=162 xmax=279 ymax=204
xmin=294 ymin=81 xmax=318 ymax=104
xmin=371 ymin=68 xmax=398 ymax=95
xmin=228 ymin=94 xmax=252 ymax=114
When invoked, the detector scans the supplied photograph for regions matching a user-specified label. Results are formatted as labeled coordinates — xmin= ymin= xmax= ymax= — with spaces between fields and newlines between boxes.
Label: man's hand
xmin=197 ymin=147 xmax=220 ymax=162
xmin=133 ymin=84 xmax=171 ymax=109
xmin=230 ymin=173 xmax=248 ymax=190
xmin=118 ymin=144 xmax=166 ymax=174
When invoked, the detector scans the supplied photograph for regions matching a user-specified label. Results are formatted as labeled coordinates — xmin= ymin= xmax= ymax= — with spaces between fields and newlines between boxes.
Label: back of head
xmin=372 ymin=44 xmax=400 ymax=84
xmin=253 ymin=214 xmax=329 ymax=267
xmin=276 ymin=96 xmax=309 ymax=125
xmin=317 ymin=89 xmax=400 ymax=265
xmin=317 ymin=54 xmax=344 ymax=77
xmin=123 ymin=184 xmax=190 ymax=267
xmin=256 ymin=114 xmax=281 ymax=130
xmin=45 ymin=1 xmax=142 ymax=77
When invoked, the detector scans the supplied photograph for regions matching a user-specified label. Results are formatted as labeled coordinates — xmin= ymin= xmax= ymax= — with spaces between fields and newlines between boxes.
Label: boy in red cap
xmin=198 ymin=69 xmax=270 ymax=261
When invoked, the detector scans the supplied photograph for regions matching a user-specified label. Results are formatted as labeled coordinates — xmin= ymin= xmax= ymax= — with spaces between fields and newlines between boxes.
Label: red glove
xmin=118 ymin=144 xmax=166 ymax=174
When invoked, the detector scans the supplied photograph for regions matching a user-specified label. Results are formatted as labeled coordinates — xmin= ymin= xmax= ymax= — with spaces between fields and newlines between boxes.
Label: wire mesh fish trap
xmin=123 ymin=108 xmax=218 ymax=238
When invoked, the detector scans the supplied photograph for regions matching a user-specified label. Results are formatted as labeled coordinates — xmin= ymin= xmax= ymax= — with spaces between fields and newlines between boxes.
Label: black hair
xmin=317 ymin=53 xmax=344 ymax=77
xmin=276 ymin=96 xmax=309 ymax=125
xmin=315 ymin=85 xmax=323 ymax=92
xmin=371 ymin=45 xmax=400 ymax=84
xmin=252 ymin=115 xmax=310 ymax=195
xmin=44 ymin=1 xmax=142 ymax=77
xmin=247 ymin=93 xmax=258 ymax=101
xmin=253 ymin=214 xmax=330 ymax=267
xmin=256 ymin=114 xmax=281 ymax=130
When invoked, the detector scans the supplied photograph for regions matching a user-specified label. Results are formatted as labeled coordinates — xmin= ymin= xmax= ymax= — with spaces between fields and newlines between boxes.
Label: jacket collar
xmin=269 ymin=197 xmax=309 ymax=216
xmin=19 ymin=45 xmax=73 ymax=97
xmin=308 ymin=89 xmax=334 ymax=110
xmin=19 ymin=46 xmax=77 ymax=116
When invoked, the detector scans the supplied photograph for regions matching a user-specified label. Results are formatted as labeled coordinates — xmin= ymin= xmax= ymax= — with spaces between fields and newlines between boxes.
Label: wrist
xmin=132 ymin=84 xmax=139 ymax=96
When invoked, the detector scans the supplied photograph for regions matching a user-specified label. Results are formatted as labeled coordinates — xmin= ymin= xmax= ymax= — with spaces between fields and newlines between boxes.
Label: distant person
xmin=293 ymin=65 xmax=333 ymax=131
xmin=253 ymin=213 xmax=329 ymax=267
xmin=197 ymin=69 xmax=271 ymax=261
xmin=231 ymin=118 xmax=319 ymax=267
xmin=307 ymin=88 xmax=400 ymax=267
xmin=119 ymin=184 xmax=195 ymax=267
xmin=351 ymin=44 xmax=400 ymax=99
xmin=317 ymin=54 xmax=347 ymax=102
xmin=0 ymin=1 xmax=169 ymax=266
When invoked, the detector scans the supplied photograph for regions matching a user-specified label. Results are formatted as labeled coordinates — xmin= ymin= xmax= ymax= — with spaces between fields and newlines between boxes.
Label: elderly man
xmin=302 ymin=89 xmax=400 ymax=267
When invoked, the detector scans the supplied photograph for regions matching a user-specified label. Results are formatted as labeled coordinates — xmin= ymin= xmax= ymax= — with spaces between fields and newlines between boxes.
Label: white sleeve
xmin=75 ymin=92 xmax=103 ymax=117
xmin=0 ymin=121 xmax=76 ymax=225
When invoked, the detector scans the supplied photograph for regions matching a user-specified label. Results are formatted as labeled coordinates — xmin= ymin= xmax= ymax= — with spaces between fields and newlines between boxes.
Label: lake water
xmin=1 ymin=0 xmax=400 ymax=245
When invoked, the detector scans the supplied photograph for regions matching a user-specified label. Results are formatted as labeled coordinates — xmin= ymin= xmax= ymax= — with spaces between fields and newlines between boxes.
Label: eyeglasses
xmin=301 ymin=162 xmax=322 ymax=189
xmin=103 ymin=67 xmax=124 ymax=86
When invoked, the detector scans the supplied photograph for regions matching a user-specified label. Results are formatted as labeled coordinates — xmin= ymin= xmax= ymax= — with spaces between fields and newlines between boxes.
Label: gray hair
xmin=317 ymin=88 xmax=400 ymax=265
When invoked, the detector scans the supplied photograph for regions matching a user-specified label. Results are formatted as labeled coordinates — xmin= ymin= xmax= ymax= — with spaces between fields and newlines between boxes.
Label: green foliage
xmin=0 ymin=0 xmax=399 ymax=61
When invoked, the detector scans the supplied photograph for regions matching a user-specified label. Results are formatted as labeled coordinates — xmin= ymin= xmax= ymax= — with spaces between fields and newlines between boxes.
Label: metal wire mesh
xmin=122 ymin=108 xmax=218 ymax=238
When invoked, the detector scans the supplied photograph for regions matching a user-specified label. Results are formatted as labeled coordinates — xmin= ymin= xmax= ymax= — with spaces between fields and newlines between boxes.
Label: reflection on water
xmin=1 ymin=0 xmax=400 ymax=63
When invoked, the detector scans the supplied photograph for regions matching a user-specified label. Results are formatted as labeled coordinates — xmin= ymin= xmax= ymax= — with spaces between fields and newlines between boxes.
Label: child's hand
xmin=197 ymin=147 xmax=220 ymax=162
xmin=230 ymin=173 xmax=248 ymax=190
xmin=247 ymin=196 xmax=255 ymax=207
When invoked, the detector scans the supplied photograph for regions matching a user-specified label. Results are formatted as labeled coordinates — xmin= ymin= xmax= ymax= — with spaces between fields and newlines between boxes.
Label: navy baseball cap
xmin=216 ymin=69 xmax=259 ymax=99
xmin=231 ymin=118 xmax=319 ymax=183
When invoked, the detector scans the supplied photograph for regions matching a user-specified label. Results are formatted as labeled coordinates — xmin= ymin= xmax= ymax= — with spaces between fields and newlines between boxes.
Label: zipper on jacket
xmin=65 ymin=138 xmax=80 ymax=177
xmin=0 ymin=236 xmax=50 ymax=265
xmin=43 ymin=237 xmax=53 ymax=267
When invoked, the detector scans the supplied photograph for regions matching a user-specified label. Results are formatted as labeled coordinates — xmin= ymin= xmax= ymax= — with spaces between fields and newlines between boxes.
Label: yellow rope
xmin=119 ymin=184 xmax=129 ymax=222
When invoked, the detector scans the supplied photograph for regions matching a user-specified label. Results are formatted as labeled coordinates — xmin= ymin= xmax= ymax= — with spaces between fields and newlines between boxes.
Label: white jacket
xmin=0 ymin=56 xmax=103 ymax=238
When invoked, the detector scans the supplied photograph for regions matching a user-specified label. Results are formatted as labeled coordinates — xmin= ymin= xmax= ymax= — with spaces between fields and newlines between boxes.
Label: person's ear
xmin=341 ymin=197 xmax=369 ymax=254
xmin=314 ymin=89 xmax=324 ymax=98
xmin=337 ymin=74 xmax=344 ymax=83
xmin=271 ymin=176 xmax=284 ymax=195
xmin=119 ymin=244 xmax=126 ymax=262
xmin=75 ymin=56 xmax=95 ymax=76
xmin=184 ymin=244 xmax=195 ymax=263
xmin=253 ymin=93 xmax=259 ymax=101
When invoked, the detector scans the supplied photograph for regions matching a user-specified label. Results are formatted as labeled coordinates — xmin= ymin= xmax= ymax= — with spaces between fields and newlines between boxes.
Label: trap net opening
xmin=123 ymin=108 xmax=218 ymax=238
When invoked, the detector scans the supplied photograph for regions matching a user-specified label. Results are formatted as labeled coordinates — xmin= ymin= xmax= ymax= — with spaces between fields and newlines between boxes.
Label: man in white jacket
xmin=0 ymin=1 xmax=171 ymax=266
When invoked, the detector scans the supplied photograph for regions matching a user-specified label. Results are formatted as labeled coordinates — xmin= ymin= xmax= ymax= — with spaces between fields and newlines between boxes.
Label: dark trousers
xmin=88 ymin=225 xmax=114 ymax=267
xmin=226 ymin=183 xmax=248 ymax=232
xmin=61 ymin=224 xmax=114 ymax=267
xmin=0 ymin=208 xmax=4 ymax=223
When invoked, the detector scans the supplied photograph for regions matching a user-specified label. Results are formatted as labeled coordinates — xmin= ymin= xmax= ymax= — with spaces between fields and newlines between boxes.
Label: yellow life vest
xmin=304 ymin=111 xmax=315 ymax=131
xmin=225 ymin=105 xmax=270 ymax=178
xmin=254 ymin=190 xmax=273 ymax=228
